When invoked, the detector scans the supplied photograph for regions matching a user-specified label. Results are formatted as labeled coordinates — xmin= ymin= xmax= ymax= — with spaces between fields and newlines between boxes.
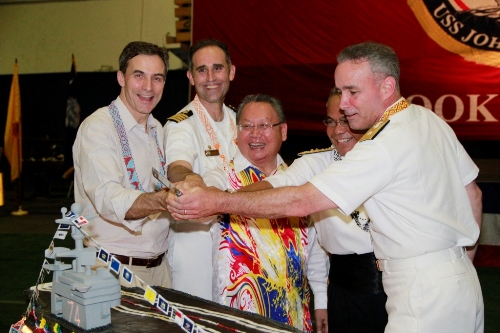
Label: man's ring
xmin=184 ymin=209 xmax=186 ymax=215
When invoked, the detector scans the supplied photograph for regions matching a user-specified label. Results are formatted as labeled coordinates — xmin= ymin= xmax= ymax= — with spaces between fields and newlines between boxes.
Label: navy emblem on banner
xmin=409 ymin=0 xmax=500 ymax=67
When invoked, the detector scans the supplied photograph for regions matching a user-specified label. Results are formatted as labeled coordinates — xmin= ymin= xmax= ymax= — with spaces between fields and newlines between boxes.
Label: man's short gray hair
xmin=337 ymin=41 xmax=400 ymax=90
xmin=236 ymin=94 xmax=286 ymax=124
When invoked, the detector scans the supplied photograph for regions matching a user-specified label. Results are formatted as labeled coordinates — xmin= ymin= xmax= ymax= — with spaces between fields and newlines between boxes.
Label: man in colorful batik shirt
xmin=203 ymin=94 xmax=328 ymax=333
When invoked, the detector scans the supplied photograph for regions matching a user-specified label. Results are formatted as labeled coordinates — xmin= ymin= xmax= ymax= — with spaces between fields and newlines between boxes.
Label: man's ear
xmin=229 ymin=65 xmax=236 ymax=81
xmin=280 ymin=122 xmax=288 ymax=142
xmin=187 ymin=70 xmax=195 ymax=86
xmin=117 ymin=71 xmax=125 ymax=88
xmin=380 ymin=76 xmax=396 ymax=99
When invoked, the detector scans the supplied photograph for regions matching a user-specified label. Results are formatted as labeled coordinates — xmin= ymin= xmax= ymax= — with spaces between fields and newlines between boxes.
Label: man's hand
xmin=167 ymin=185 xmax=223 ymax=220
xmin=125 ymin=188 xmax=169 ymax=220
xmin=465 ymin=180 xmax=482 ymax=261
xmin=182 ymin=173 xmax=207 ymax=189
xmin=168 ymin=176 xmax=205 ymax=198
xmin=167 ymin=161 xmax=205 ymax=186
xmin=314 ymin=308 xmax=328 ymax=333
xmin=166 ymin=161 xmax=208 ymax=204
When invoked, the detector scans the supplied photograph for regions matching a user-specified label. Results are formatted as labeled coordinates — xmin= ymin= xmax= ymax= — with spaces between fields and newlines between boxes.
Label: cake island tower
xmin=42 ymin=203 xmax=121 ymax=330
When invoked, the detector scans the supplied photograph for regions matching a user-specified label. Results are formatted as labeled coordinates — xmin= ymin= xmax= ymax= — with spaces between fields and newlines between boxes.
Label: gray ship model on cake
xmin=42 ymin=203 xmax=121 ymax=330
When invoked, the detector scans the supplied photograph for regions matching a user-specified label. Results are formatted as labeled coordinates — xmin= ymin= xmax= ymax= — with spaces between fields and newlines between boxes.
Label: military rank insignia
xmin=167 ymin=110 xmax=193 ymax=123
xmin=359 ymin=119 xmax=390 ymax=142
xmin=298 ymin=146 xmax=334 ymax=156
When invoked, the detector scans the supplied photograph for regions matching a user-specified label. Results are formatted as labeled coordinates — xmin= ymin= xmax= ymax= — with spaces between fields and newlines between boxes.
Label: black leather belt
xmin=110 ymin=252 xmax=165 ymax=268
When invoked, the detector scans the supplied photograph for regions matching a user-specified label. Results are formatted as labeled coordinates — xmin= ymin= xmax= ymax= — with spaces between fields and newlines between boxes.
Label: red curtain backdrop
xmin=192 ymin=0 xmax=500 ymax=140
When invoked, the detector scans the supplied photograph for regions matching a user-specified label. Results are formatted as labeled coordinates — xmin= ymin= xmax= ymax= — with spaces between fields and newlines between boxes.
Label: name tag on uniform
xmin=205 ymin=149 xmax=219 ymax=156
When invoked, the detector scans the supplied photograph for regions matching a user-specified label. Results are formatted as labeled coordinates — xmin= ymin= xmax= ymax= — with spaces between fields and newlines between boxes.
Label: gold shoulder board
xmin=359 ymin=119 xmax=390 ymax=142
xmin=227 ymin=105 xmax=237 ymax=112
xmin=166 ymin=110 xmax=193 ymax=123
xmin=298 ymin=146 xmax=334 ymax=156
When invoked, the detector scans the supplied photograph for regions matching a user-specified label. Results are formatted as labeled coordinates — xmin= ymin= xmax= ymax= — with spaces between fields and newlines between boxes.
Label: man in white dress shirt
xmin=73 ymin=41 xmax=172 ymax=287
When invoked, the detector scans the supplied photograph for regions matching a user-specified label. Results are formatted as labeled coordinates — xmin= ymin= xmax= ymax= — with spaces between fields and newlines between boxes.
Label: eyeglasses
xmin=237 ymin=122 xmax=284 ymax=132
xmin=323 ymin=117 xmax=348 ymax=127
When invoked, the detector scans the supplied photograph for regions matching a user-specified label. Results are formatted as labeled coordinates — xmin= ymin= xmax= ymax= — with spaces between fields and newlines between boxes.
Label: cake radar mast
xmin=43 ymin=203 xmax=120 ymax=329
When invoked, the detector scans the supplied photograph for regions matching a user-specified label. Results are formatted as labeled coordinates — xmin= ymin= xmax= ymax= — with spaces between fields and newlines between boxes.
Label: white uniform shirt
xmin=267 ymin=149 xmax=374 ymax=255
xmin=163 ymin=99 xmax=238 ymax=175
xmin=73 ymin=96 xmax=170 ymax=257
xmin=163 ymin=98 xmax=238 ymax=300
xmin=310 ymin=100 xmax=480 ymax=260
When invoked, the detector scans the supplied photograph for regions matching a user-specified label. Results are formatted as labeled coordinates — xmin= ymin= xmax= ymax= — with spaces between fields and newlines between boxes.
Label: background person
xmin=167 ymin=41 xmax=484 ymax=333
xmin=73 ymin=41 xmax=172 ymax=287
xmin=163 ymin=39 xmax=238 ymax=299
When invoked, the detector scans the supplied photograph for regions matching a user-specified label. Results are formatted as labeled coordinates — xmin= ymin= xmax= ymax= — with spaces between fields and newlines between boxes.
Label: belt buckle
xmin=146 ymin=254 xmax=159 ymax=268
